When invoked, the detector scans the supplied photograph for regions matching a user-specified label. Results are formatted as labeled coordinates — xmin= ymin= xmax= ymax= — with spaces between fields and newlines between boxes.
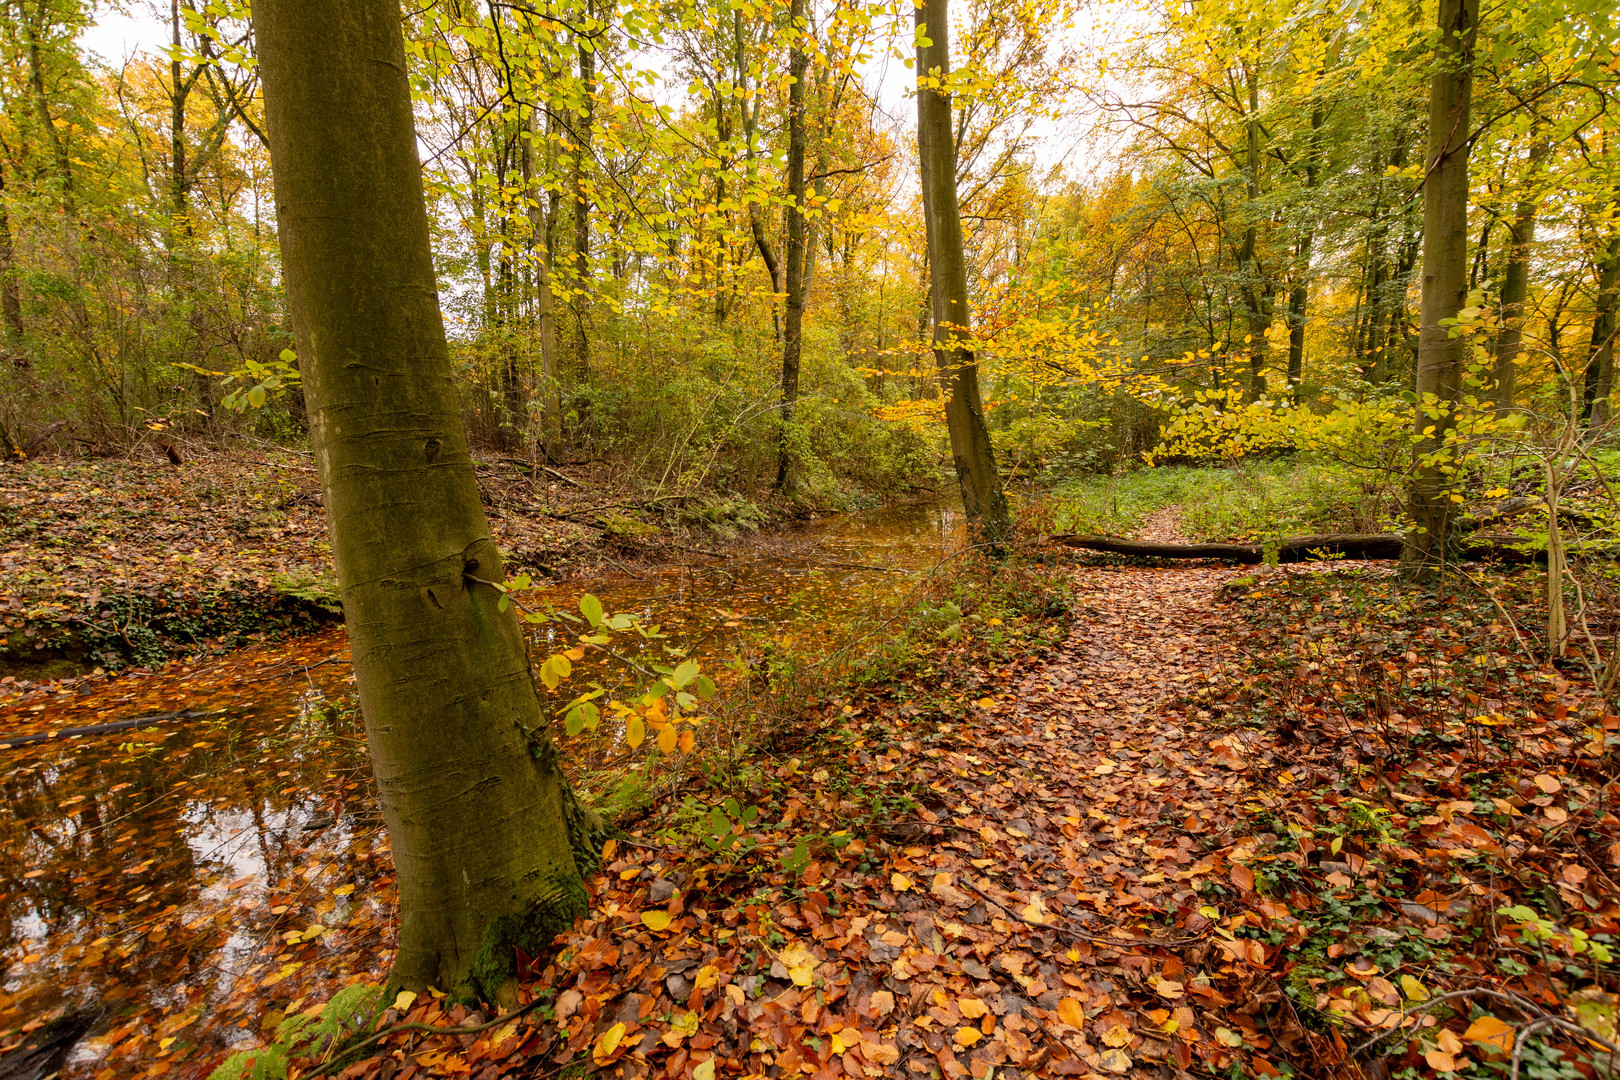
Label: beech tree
xmin=252 ymin=0 xmax=590 ymax=998
xmin=915 ymin=0 xmax=1013 ymax=548
xmin=1401 ymin=0 xmax=1479 ymax=578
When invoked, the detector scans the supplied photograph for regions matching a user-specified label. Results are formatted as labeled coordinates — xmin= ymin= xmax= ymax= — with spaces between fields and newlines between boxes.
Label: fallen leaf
xmin=1464 ymin=1014 xmax=1515 ymax=1054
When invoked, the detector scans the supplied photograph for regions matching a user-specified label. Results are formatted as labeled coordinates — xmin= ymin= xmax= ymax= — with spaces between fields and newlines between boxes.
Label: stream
xmin=0 ymin=501 xmax=964 ymax=1076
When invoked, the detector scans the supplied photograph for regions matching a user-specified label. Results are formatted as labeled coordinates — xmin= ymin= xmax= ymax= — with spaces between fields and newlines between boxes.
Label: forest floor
xmin=5 ymin=497 xmax=1619 ymax=1080
xmin=0 ymin=447 xmax=828 ymax=696
xmin=244 ymin=511 xmax=1619 ymax=1080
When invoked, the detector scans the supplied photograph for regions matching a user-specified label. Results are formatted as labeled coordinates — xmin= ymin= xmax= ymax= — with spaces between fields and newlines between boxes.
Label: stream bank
xmin=0 ymin=449 xmax=938 ymax=693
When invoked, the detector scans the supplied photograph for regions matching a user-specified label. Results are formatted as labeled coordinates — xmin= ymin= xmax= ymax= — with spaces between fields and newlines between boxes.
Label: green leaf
xmin=565 ymin=707 xmax=586 ymax=736
xmin=671 ymin=658 xmax=700 ymax=690
xmin=580 ymin=593 xmax=604 ymax=627
xmin=695 ymin=675 xmax=717 ymax=700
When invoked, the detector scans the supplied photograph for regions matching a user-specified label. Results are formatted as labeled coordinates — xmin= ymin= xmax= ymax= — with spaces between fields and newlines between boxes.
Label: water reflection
xmin=0 ymin=501 xmax=962 ymax=1075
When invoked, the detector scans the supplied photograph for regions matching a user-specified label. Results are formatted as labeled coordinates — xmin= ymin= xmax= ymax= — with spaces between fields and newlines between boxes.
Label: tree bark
xmin=1239 ymin=65 xmax=1271 ymax=399
xmin=522 ymin=101 xmax=561 ymax=461
xmin=915 ymin=0 xmax=1012 ymax=549
xmin=1491 ymin=139 xmax=1547 ymax=410
xmin=735 ymin=11 xmax=784 ymax=345
xmin=22 ymin=3 xmax=75 ymax=215
xmin=0 ymin=159 xmax=23 ymax=346
xmin=253 ymin=0 xmax=588 ymax=999
xmin=1582 ymin=235 xmax=1619 ymax=427
xmin=571 ymin=12 xmax=593 ymax=378
xmin=1400 ymin=0 xmax=1478 ymax=579
xmin=1285 ymin=100 xmax=1325 ymax=405
xmin=776 ymin=0 xmax=808 ymax=494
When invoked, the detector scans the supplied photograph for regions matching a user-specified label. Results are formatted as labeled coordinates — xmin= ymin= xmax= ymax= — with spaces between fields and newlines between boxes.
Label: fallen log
xmin=1045 ymin=532 xmax=1606 ymax=565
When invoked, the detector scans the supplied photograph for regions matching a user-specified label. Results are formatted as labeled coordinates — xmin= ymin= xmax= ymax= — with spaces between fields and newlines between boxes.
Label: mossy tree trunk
xmin=915 ymin=0 xmax=1012 ymax=550
xmin=253 ymin=0 xmax=588 ymax=999
xmin=1401 ymin=0 xmax=1478 ymax=579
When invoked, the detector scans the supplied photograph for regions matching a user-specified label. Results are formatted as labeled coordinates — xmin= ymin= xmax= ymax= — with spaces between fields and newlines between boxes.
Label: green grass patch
xmin=1050 ymin=458 xmax=1397 ymax=541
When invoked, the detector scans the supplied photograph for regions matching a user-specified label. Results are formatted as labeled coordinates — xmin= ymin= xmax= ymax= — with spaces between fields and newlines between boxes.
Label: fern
xmin=208 ymin=984 xmax=383 ymax=1080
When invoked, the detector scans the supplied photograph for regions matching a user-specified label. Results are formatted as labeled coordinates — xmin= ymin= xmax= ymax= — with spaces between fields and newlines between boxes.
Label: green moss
xmin=462 ymin=875 xmax=589 ymax=1005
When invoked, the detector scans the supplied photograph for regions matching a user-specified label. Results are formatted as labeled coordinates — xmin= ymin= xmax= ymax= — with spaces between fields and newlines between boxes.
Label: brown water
xmin=0 ymin=501 xmax=963 ymax=1076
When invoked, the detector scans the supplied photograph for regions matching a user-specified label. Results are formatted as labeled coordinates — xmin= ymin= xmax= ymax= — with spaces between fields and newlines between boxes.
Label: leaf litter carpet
xmin=376 ymin=555 xmax=1337 ymax=1080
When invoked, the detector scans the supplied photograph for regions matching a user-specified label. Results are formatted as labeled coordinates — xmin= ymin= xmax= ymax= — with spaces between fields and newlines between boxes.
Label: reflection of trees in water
xmin=0 ymin=708 xmax=377 ymax=1034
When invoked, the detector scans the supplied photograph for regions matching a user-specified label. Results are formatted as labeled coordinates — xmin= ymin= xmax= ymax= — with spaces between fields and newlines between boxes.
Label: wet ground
xmin=0 ymin=501 xmax=963 ymax=1077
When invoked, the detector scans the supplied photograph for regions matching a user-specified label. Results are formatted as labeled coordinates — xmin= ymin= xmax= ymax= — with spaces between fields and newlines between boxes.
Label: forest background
xmin=2 ymin=0 xmax=1611 ymax=525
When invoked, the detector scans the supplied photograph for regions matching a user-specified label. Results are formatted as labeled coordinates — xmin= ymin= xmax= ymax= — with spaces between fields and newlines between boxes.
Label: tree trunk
xmin=776 ymin=0 xmax=807 ymax=494
xmin=1583 ymin=235 xmax=1619 ymax=427
xmin=0 ymin=160 xmax=23 ymax=346
xmin=170 ymin=0 xmax=190 ymax=224
xmin=736 ymin=10 xmax=783 ymax=346
xmin=1400 ymin=0 xmax=1478 ymax=579
xmin=1285 ymin=101 xmax=1325 ymax=405
xmin=571 ymin=14 xmax=593 ymax=379
xmin=1491 ymin=139 xmax=1547 ymax=410
xmin=253 ymin=0 xmax=588 ymax=1000
xmin=22 ymin=4 xmax=75 ymax=215
xmin=523 ymin=102 xmax=561 ymax=461
xmin=1239 ymin=66 xmax=1271 ymax=399
xmin=915 ymin=0 xmax=1012 ymax=549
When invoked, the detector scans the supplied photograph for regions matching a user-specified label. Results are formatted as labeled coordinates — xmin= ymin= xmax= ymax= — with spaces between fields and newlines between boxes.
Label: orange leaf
xmin=1464 ymin=1015 xmax=1515 ymax=1055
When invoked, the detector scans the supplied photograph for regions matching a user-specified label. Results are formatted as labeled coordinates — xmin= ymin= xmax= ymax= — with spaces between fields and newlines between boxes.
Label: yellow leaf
xmin=1214 ymin=1027 xmax=1243 ymax=1047
xmin=977 ymin=697 xmax=995 ymax=709
xmin=641 ymin=910 xmax=672 ymax=932
xmin=1103 ymin=1023 xmax=1132 ymax=1047
xmin=595 ymin=1021 xmax=626 ymax=1061
xmin=626 ymin=715 xmax=646 ymax=749
xmin=954 ymin=1027 xmax=982 ymax=1047
xmin=891 ymin=873 xmax=913 ymax=892
xmin=1057 ymin=997 xmax=1086 ymax=1028
xmin=564 ymin=647 xmax=586 ymax=661
xmin=1400 ymin=975 xmax=1430 ymax=1002
xmin=391 ymin=989 xmax=417 ymax=1013
xmin=959 ymin=996 xmax=988 ymax=1019
xmin=601 ymin=838 xmax=617 ymax=860
xmin=1097 ymin=1047 xmax=1132 ymax=1073
xmin=692 ymin=1058 xmax=716 ymax=1080
xmin=1464 ymin=1014 xmax=1515 ymax=1054
xmin=658 ymin=723 xmax=677 ymax=754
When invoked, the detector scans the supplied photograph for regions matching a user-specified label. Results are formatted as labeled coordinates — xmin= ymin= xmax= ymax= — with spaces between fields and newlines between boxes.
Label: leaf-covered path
xmin=361 ymin=556 xmax=1295 ymax=1079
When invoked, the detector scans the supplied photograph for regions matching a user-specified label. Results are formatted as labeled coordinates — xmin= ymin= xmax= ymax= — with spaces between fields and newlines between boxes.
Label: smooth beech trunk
xmin=915 ymin=0 xmax=1012 ymax=549
xmin=253 ymin=0 xmax=587 ymax=998
xmin=1401 ymin=0 xmax=1478 ymax=578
